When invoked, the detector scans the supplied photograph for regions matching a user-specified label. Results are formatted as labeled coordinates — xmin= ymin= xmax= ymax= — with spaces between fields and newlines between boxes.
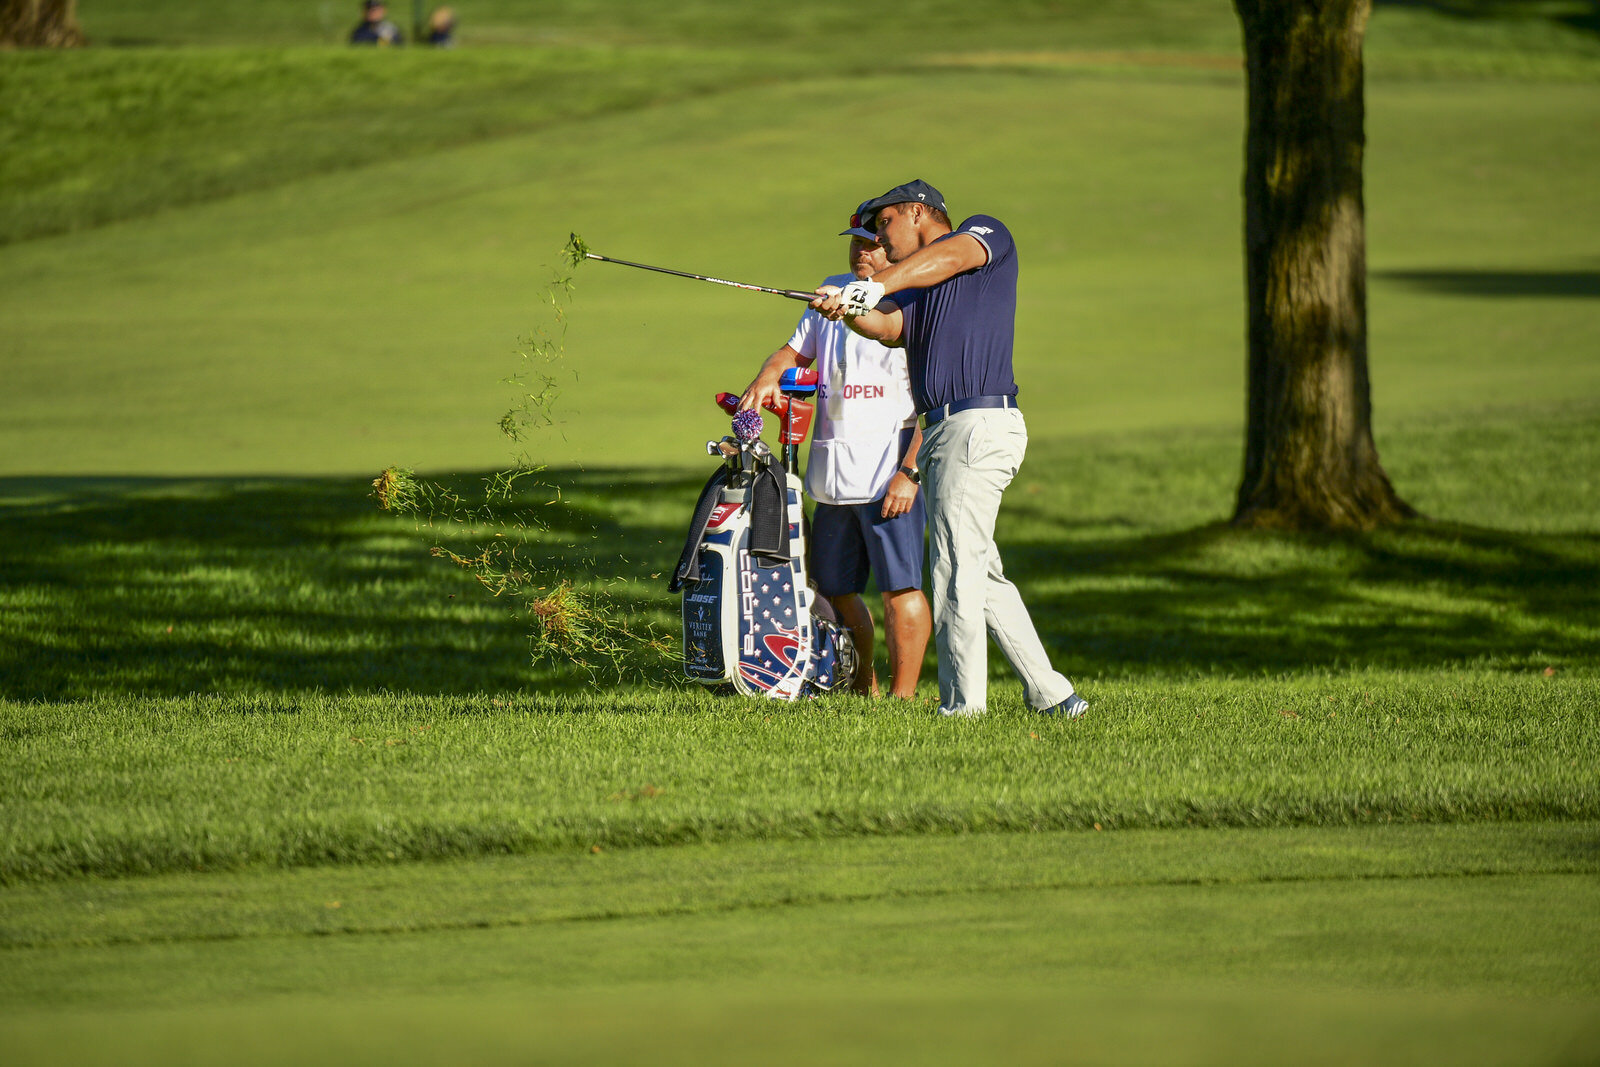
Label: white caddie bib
xmin=787 ymin=273 xmax=918 ymax=506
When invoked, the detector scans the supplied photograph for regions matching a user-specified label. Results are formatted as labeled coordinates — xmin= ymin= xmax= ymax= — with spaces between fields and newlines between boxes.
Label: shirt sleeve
xmin=953 ymin=215 xmax=1012 ymax=268
xmin=786 ymin=308 xmax=820 ymax=366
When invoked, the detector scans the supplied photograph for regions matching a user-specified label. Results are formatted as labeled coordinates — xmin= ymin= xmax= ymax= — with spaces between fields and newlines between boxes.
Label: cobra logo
xmin=763 ymin=633 xmax=800 ymax=670
xmin=738 ymin=623 xmax=806 ymax=693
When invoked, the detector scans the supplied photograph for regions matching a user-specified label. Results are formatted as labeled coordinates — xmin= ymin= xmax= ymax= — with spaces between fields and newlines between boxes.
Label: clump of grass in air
xmin=374 ymin=234 xmax=672 ymax=679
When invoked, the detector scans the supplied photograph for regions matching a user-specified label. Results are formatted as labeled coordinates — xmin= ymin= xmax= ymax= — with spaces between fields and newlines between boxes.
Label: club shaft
xmin=584 ymin=252 xmax=816 ymax=302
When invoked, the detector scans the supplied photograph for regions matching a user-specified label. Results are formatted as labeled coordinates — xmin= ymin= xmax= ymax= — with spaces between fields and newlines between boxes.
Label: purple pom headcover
xmin=732 ymin=409 xmax=764 ymax=442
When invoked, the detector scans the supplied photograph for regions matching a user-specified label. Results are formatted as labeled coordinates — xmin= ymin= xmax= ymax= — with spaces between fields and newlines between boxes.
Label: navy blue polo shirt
xmin=891 ymin=214 xmax=1019 ymax=414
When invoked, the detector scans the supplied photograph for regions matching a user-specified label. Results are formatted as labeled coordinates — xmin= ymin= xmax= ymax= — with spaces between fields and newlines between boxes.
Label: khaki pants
xmin=921 ymin=407 xmax=1075 ymax=715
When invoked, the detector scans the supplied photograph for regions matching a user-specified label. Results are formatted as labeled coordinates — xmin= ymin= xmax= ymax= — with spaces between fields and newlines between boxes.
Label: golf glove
xmin=836 ymin=279 xmax=885 ymax=316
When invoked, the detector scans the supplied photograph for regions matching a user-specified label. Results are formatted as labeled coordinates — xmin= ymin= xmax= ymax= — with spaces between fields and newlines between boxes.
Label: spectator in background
xmin=349 ymin=0 xmax=404 ymax=46
xmin=427 ymin=7 xmax=457 ymax=47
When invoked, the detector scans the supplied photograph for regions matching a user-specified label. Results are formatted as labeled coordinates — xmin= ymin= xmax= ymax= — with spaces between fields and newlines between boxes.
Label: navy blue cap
xmin=838 ymin=200 xmax=879 ymax=241
xmin=856 ymin=180 xmax=947 ymax=232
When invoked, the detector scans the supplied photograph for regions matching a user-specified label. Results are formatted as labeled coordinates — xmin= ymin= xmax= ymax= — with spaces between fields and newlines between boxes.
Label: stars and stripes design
xmin=681 ymin=466 xmax=854 ymax=699
xmin=739 ymin=564 xmax=810 ymax=696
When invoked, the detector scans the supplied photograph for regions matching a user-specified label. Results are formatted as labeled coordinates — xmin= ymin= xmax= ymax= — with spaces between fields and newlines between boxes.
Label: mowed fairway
xmin=2 ymin=3 xmax=1599 ymax=1063
xmin=4 ymin=71 xmax=1598 ymax=474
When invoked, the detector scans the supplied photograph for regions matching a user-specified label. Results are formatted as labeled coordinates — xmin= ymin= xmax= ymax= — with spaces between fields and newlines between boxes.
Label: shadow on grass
xmin=1375 ymin=0 xmax=1600 ymax=38
xmin=1376 ymin=268 xmax=1600 ymax=299
xmin=996 ymin=512 xmax=1598 ymax=678
xmin=0 ymin=471 xmax=701 ymax=702
xmin=1 ymin=461 xmax=1595 ymax=700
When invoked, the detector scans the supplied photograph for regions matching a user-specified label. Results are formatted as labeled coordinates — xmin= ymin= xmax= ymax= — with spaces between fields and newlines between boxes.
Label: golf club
xmin=583 ymin=252 xmax=818 ymax=303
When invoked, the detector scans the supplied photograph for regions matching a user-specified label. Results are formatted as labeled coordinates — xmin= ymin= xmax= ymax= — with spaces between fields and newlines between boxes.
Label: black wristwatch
xmin=898 ymin=464 xmax=920 ymax=484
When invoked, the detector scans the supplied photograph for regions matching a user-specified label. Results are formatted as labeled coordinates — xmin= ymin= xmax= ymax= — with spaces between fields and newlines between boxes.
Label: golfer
xmin=814 ymin=180 xmax=1087 ymax=719
xmin=739 ymin=209 xmax=932 ymax=698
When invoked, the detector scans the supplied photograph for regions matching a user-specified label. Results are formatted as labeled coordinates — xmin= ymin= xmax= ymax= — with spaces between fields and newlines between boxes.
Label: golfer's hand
xmin=837 ymin=279 xmax=885 ymax=317
xmin=881 ymin=471 xmax=918 ymax=519
xmin=811 ymin=285 xmax=844 ymax=320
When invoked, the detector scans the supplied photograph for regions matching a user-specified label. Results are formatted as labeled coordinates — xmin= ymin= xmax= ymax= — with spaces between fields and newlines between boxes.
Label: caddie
xmin=813 ymin=180 xmax=1088 ymax=719
xmin=738 ymin=207 xmax=932 ymax=698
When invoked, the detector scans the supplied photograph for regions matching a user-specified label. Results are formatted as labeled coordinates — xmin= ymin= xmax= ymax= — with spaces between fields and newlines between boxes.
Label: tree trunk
xmin=1231 ymin=0 xmax=1412 ymax=530
xmin=0 ymin=0 xmax=84 ymax=47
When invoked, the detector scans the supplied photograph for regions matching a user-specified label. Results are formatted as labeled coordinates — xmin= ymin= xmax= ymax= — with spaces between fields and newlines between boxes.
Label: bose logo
xmin=967 ymin=225 xmax=994 ymax=235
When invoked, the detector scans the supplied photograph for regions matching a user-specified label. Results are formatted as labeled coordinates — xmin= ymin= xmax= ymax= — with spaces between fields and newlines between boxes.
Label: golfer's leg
xmin=923 ymin=419 xmax=984 ymax=714
xmin=984 ymin=552 xmax=1074 ymax=710
xmin=981 ymin=411 xmax=1074 ymax=709
xmin=925 ymin=412 xmax=1009 ymax=715
xmin=922 ymin=424 xmax=960 ymax=711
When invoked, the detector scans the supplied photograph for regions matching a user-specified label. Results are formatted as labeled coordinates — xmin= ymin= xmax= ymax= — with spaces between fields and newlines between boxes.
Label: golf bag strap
xmin=747 ymin=459 xmax=791 ymax=566
xmin=668 ymin=466 xmax=730 ymax=592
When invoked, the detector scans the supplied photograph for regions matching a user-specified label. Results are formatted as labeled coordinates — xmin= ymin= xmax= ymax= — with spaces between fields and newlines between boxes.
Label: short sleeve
xmin=953 ymin=215 xmax=1012 ymax=267
xmin=787 ymin=308 xmax=821 ymax=366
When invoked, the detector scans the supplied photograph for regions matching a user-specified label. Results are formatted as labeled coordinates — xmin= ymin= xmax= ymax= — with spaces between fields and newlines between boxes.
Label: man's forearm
xmin=755 ymin=345 xmax=803 ymax=383
xmin=901 ymin=424 xmax=922 ymax=468
xmin=739 ymin=344 xmax=806 ymax=410
xmin=873 ymin=233 xmax=987 ymax=297
xmin=844 ymin=307 xmax=902 ymax=346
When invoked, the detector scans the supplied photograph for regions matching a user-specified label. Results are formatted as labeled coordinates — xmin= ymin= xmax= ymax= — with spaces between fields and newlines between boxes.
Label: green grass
xmin=67 ymin=0 xmax=1600 ymax=64
xmin=2 ymin=403 xmax=1596 ymax=882
xmin=4 ymin=404 xmax=1595 ymax=705
xmin=0 ymin=45 xmax=777 ymax=245
xmin=2 ymin=825 xmax=1597 ymax=1063
xmin=3 ymin=4 xmax=1599 ymax=1061
xmin=4 ymin=978 xmax=1597 ymax=1066
xmin=5 ymin=822 xmax=1591 ymax=952
xmin=2 ymin=71 xmax=1597 ymax=475
xmin=1 ymin=674 xmax=1596 ymax=884
xmin=6 ymin=2 xmax=1598 ymax=247
xmin=3 ymin=824 xmax=1598 ymax=1063
xmin=71 ymin=0 xmax=1248 ymax=50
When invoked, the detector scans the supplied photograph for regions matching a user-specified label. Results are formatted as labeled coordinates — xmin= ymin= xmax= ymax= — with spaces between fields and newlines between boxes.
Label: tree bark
xmin=0 ymin=0 xmax=84 ymax=47
xmin=1232 ymin=0 xmax=1412 ymax=530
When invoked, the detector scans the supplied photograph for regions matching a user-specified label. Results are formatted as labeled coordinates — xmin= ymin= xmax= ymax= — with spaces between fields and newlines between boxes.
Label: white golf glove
xmin=836 ymin=279 xmax=885 ymax=316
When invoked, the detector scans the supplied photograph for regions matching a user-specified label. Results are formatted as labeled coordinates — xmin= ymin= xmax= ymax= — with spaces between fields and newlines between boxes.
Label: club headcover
xmin=713 ymin=390 xmax=814 ymax=444
xmin=779 ymin=367 xmax=820 ymax=397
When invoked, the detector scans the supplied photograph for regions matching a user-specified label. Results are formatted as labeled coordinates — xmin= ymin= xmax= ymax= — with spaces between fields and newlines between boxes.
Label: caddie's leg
xmin=864 ymin=488 xmax=928 ymax=700
xmin=923 ymin=410 xmax=1012 ymax=716
xmin=812 ymin=502 xmax=876 ymax=695
xmin=981 ymin=411 xmax=1075 ymax=709
xmin=826 ymin=592 xmax=878 ymax=695
xmin=881 ymin=587 xmax=930 ymax=699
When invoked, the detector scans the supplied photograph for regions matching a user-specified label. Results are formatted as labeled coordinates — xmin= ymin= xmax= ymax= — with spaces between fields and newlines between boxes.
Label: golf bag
xmin=668 ymin=375 xmax=856 ymax=699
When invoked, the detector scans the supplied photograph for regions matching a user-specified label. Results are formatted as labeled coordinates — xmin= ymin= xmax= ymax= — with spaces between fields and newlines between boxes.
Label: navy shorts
xmin=809 ymin=493 xmax=926 ymax=597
